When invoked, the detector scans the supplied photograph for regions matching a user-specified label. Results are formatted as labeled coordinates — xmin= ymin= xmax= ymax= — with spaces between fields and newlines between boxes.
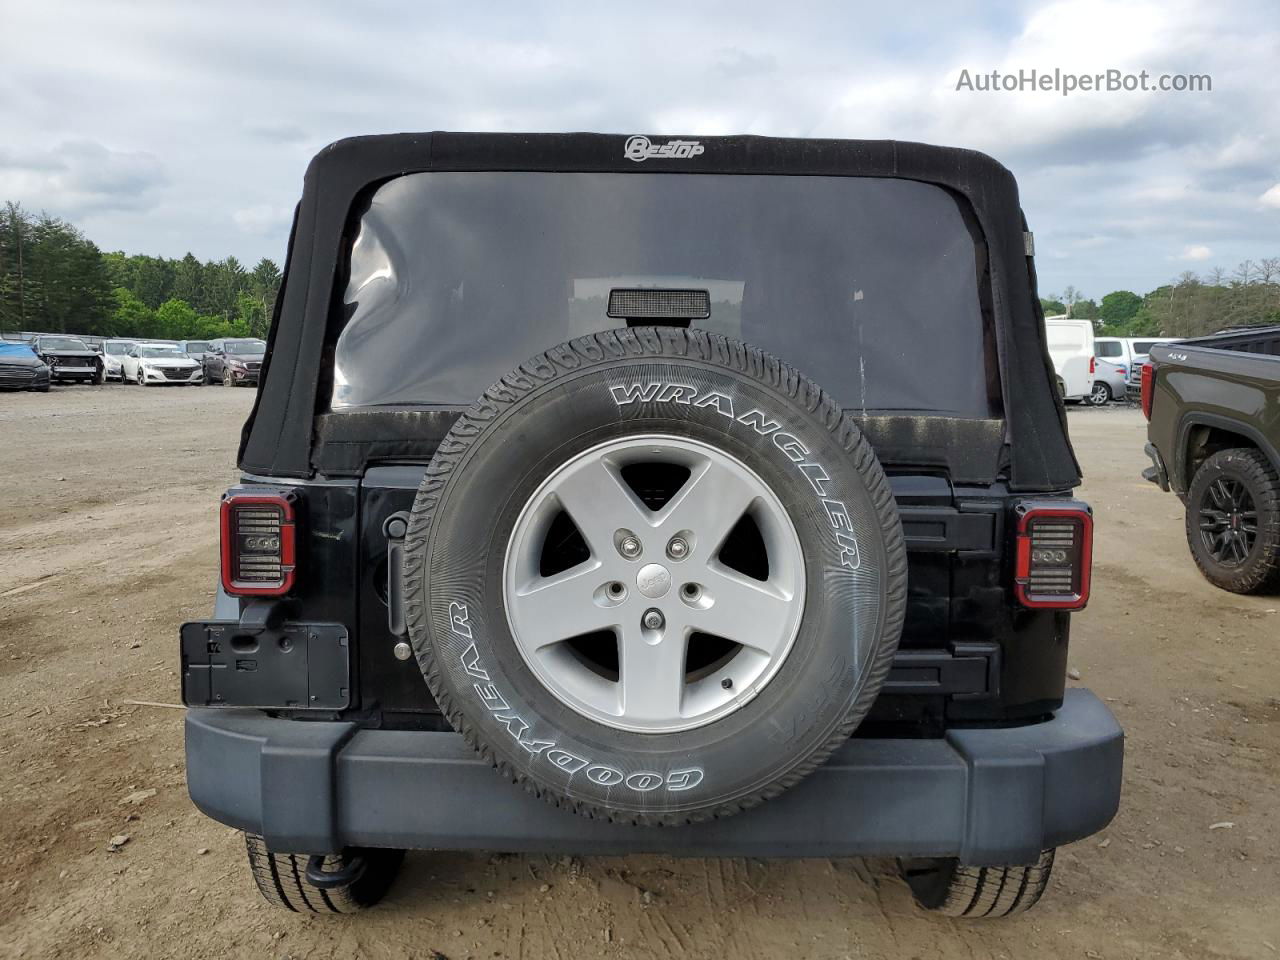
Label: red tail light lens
xmin=220 ymin=491 xmax=297 ymax=596
xmin=1014 ymin=502 xmax=1093 ymax=610
xmin=1089 ymin=355 xmax=1096 ymax=375
xmin=1140 ymin=363 xmax=1156 ymax=420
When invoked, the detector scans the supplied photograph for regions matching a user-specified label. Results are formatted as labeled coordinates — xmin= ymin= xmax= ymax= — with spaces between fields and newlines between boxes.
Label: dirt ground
xmin=1 ymin=386 xmax=1277 ymax=959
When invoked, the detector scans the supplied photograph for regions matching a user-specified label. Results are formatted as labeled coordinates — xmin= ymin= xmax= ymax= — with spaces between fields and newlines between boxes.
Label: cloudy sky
xmin=2 ymin=0 xmax=1277 ymax=300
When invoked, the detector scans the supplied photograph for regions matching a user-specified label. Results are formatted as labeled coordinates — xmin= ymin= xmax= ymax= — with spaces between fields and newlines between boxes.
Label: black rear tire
xmin=900 ymin=849 xmax=1055 ymax=918
xmin=244 ymin=834 xmax=404 ymax=913
xmin=1185 ymin=448 xmax=1280 ymax=594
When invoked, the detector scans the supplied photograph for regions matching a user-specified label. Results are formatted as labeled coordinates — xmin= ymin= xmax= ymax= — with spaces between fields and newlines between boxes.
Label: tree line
xmin=0 ymin=201 xmax=281 ymax=341
xmin=1041 ymin=259 xmax=1280 ymax=338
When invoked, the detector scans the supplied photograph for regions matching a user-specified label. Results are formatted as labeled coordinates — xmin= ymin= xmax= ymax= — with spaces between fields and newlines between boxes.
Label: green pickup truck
xmin=1142 ymin=326 xmax=1280 ymax=593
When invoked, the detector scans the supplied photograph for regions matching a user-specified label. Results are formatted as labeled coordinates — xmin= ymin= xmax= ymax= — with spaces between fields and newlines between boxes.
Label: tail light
xmin=1140 ymin=363 xmax=1156 ymax=420
xmin=220 ymin=490 xmax=297 ymax=596
xmin=1013 ymin=501 xmax=1093 ymax=610
xmin=1089 ymin=355 xmax=1096 ymax=375
xmin=1117 ymin=366 xmax=1126 ymax=377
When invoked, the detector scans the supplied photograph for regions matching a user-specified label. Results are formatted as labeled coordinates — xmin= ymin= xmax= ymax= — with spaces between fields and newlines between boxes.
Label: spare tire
xmin=403 ymin=327 xmax=906 ymax=824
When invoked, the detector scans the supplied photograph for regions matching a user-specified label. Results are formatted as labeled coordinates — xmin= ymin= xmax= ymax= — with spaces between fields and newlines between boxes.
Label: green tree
xmin=1072 ymin=298 xmax=1099 ymax=321
xmin=1098 ymin=290 xmax=1141 ymax=329
xmin=172 ymin=253 xmax=204 ymax=308
xmin=1040 ymin=297 xmax=1066 ymax=316
xmin=109 ymin=287 xmax=156 ymax=338
xmin=24 ymin=213 xmax=113 ymax=334
xmin=250 ymin=257 xmax=282 ymax=326
xmin=154 ymin=297 xmax=199 ymax=338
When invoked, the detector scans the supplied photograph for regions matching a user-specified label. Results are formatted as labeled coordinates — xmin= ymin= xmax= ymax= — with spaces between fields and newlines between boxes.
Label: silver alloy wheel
xmin=1089 ymin=381 xmax=1110 ymax=405
xmin=503 ymin=435 xmax=806 ymax=733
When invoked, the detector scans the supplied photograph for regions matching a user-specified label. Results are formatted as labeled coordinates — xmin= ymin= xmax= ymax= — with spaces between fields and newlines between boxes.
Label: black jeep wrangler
xmin=181 ymin=133 xmax=1122 ymax=919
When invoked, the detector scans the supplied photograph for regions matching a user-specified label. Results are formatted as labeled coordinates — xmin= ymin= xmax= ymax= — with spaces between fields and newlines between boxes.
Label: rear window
xmin=1096 ymin=340 xmax=1123 ymax=358
xmin=1131 ymin=340 xmax=1160 ymax=354
xmin=331 ymin=172 xmax=997 ymax=417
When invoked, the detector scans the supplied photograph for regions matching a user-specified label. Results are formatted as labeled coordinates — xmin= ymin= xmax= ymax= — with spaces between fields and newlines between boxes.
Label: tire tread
xmin=243 ymin=834 xmax=401 ymax=914
xmin=402 ymin=327 xmax=909 ymax=825
xmin=1185 ymin=448 xmax=1280 ymax=594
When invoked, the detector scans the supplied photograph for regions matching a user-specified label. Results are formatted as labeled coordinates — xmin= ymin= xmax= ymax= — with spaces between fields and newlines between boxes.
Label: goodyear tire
xmin=403 ymin=328 xmax=907 ymax=824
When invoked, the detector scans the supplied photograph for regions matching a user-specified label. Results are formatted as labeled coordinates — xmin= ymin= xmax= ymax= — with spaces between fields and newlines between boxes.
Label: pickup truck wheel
xmin=244 ymin=834 xmax=403 ymax=913
xmin=900 ymin=849 xmax=1055 ymax=918
xmin=1186 ymin=448 xmax=1280 ymax=593
xmin=404 ymin=327 xmax=907 ymax=825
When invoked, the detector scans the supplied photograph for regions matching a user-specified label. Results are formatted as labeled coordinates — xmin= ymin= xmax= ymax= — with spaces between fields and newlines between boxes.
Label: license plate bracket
xmin=180 ymin=621 xmax=350 ymax=709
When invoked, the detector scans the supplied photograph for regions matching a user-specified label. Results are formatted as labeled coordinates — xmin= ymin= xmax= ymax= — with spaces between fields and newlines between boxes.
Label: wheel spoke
xmin=549 ymin=457 xmax=652 ymax=557
xmin=618 ymin=625 xmax=687 ymax=722
xmin=509 ymin=563 xmax=614 ymax=649
xmin=505 ymin=434 xmax=806 ymax=733
xmin=1199 ymin=508 xmax=1228 ymax=531
xmin=693 ymin=567 xmax=796 ymax=656
xmin=1208 ymin=480 xmax=1230 ymax=509
xmin=658 ymin=458 xmax=760 ymax=557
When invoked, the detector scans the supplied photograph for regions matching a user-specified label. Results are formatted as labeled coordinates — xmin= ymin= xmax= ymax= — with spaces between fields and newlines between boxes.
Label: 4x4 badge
xmin=624 ymin=135 xmax=705 ymax=162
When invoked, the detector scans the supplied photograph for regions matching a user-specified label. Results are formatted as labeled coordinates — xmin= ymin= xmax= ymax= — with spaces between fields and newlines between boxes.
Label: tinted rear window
xmin=333 ymin=172 xmax=996 ymax=416
xmin=1096 ymin=340 xmax=1123 ymax=358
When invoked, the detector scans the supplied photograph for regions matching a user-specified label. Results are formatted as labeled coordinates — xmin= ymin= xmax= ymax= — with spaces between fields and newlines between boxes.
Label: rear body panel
xmin=202 ymin=461 xmax=1069 ymax=732
xmin=1147 ymin=337 xmax=1280 ymax=495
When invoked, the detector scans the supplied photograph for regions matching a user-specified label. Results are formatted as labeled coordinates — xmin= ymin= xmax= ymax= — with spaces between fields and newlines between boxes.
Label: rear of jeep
xmin=181 ymin=133 xmax=1122 ymax=919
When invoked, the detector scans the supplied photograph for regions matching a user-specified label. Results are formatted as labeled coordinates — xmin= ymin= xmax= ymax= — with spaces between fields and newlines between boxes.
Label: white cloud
xmin=1178 ymin=244 xmax=1213 ymax=260
xmin=0 ymin=141 xmax=164 ymax=216
xmin=233 ymin=204 xmax=293 ymax=236
xmin=0 ymin=0 xmax=1275 ymax=295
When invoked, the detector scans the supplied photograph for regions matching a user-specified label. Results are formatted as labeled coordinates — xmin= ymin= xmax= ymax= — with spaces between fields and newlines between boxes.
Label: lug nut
xmin=619 ymin=536 xmax=642 ymax=559
xmin=666 ymin=537 xmax=689 ymax=560
xmin=642 ymin=609 xmax=665 ymax=631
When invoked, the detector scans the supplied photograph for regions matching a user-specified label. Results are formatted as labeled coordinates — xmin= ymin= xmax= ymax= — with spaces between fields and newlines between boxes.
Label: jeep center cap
xmin=636 ymin=563 xmax=672 ymax=599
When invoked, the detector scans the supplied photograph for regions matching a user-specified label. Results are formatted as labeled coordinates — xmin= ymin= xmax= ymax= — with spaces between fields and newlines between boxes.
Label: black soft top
xmin=240 ymin=132 xmax=1079 ymax=492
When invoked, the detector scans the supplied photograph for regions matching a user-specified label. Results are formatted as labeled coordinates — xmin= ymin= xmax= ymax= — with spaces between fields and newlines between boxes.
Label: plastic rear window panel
xmin=328 ymin=171 xmax=1003 ymax=424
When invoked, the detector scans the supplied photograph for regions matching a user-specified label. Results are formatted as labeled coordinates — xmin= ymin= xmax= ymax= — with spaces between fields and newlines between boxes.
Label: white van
xmin=1044 ymin=316 xmax=1095 ymax=403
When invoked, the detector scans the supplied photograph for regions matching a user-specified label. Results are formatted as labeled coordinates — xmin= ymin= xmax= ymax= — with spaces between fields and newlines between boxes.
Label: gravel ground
xmin=0 ymin=386 xmax=1277 ymax=959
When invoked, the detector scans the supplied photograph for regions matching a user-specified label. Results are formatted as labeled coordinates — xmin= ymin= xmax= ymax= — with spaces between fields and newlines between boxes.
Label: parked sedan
xmin=177 ymin=339 xmax=214 ymax=364
xmin=203 ymin=338 xmax=266 ymax=386
xmin=99 ymin=339 xmax=138 ymax=381
xmin=1087 ymin=357 xmax=1128 ymax=405
xmin=33 ymin=335 xmax=103 ymax=384
xmin=0 ymin=341 xmax=51 ymax=392
xmin=121 ymin=344 xmax=203 ymax=386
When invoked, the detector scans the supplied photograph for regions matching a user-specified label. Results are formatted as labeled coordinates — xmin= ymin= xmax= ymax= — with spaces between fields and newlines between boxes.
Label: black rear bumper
xmin=185 ymin=689 xmax=1122 ymax=866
